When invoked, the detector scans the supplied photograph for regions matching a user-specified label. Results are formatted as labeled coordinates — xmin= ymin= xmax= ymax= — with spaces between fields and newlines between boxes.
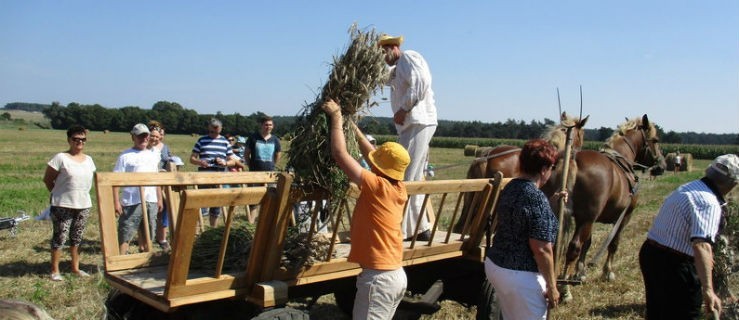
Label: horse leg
xmin=602 ymin=208 xmax=634 ymax=281
xmin=575 ymin=236 xmax=592 ymax=282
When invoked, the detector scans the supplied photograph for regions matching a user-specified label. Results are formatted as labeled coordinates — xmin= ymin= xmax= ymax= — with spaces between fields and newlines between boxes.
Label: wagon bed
xmin=95 ymin=171 xmax=502 ymax=312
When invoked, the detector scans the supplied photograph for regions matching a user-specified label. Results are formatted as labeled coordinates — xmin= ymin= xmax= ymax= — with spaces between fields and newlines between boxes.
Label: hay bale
xmin=464 ymin=145 xmax=478 ymax=157
xmin=475 ymin=147 xmax=494 ymax=158
xmin=103 ymin=129 xmax=110 ymax=134
xmin=287 ymin=24 xmax=388 ymax=199
xmin=18 ymin=127 xmax=24 ymax=131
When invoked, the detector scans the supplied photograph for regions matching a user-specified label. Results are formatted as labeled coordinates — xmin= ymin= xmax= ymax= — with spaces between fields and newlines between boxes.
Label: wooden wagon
xmin=95 ymin=171 xmax=504 ymax=318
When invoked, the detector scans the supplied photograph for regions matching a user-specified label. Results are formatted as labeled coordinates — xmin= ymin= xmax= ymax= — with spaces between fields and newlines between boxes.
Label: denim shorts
xmin=118 ymin=202 xmax=158 ymax=245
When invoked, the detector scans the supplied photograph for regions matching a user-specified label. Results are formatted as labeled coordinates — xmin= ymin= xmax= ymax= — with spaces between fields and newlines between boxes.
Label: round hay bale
xmin=665 ymin=153 xmax=677 ymax=171
xmin=475 ymin=147 xmax=494 ymax=158
xmin=191 ymin=133 xmax=198 ymax=137
xmin=464 ymin=145 xmax=479 ymax=157
xmin=18 ymin=127 xmax=25 ymax=131
xmin=681 ymin=153 xmax=693 ymax=172
xmin=103 ymin=129 xmax=110 ymax=134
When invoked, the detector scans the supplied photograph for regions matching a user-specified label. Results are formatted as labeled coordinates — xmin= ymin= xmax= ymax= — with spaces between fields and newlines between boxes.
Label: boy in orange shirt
xmin=322 ymin=99 xmax=410 ymax=319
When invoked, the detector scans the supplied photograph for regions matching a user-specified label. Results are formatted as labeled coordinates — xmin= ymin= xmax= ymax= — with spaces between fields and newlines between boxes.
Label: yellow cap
xmin=367 ymin=142 xmax=410 ymax=180
xmin=378 ymin=34 xmax=404 ymax=47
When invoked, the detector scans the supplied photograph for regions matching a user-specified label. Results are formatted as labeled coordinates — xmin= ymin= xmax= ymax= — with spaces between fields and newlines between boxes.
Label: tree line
xmin=4 ymin=101 xmax=737 ymax=144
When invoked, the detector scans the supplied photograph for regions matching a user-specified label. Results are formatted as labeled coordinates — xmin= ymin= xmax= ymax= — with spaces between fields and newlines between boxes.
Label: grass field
xmin=0 ymin=127 xmax=736 ymax=319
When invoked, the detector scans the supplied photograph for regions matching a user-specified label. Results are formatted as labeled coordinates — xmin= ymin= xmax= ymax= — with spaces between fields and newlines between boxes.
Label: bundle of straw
xmin=287 ymin=24 xmax=389 ymax=200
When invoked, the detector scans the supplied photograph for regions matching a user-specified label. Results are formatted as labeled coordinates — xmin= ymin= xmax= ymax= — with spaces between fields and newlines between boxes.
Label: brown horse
xmin=541 ymin=114 xmax=666 ymax=292
xmin=454 ymin=112 xmax=589 ymax=233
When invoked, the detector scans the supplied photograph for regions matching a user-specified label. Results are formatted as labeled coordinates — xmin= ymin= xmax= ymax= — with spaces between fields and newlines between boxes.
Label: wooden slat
xmin=180 ymin=187 xmax=268 ymax=209
xmin=95 ymin=171 xmax=279 ymax=187
xmin=94 ymin=172 xmax=120 ymax=267
xmin=405 ymin=178 xmax=489 ymax=195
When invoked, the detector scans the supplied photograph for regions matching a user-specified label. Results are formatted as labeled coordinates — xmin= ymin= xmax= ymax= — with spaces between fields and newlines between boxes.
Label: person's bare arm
xmin=693 ymin=240 xmax=722 ymax=317
xmin=322 ymin=99 xmax=364 ymax=185
xmin=43 ymin=165 xmax=59 ymax=192
xmin=190 ymin=152 xmax=208 ymax=168
xmin=530 ymin=238 xmax=560 ymax=309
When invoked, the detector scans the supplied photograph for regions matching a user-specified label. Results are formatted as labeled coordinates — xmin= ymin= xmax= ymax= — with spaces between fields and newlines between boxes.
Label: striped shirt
xmin=646 ymin=178 xmax=724 ymax=257
xmin=192 ymin=135 xmax=234 ymax=171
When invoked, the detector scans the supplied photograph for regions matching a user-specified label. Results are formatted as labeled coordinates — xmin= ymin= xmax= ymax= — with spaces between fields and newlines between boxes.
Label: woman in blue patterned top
xmin=484 ymin=139 xmax=566 ymax=319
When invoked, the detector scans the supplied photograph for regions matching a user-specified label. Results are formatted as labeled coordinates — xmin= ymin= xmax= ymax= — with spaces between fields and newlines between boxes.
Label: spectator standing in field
xmin=113 ymin=124 xmax=163 ymax=254
xmin=485 ymin=139 xmax=563 ymax=319
xmin=322 ymin=99 xmax=410 ymax=320
xmin=244 ymin=116 xmax=282 ymax=171
xmin=674 ymin=150 xmax=683 ymax=174
xmin=359 ymin=134 xmax=377 ymax=170
xmin=43 ymin=125 xmax=96 ymax=281
xmin=147 ymin=121 xmax=173 ymax=252
xmin=189 ymin=118 xmax=238 ymax=227
xmin=379 ymin=34 xmax=438 ymax=241
xmin=639 ymin=154 xmax=738 ymax=319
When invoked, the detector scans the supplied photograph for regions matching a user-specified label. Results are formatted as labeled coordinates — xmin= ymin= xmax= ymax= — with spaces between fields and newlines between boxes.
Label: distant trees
xmin=4 ymin=101 xmax=735 ymax=145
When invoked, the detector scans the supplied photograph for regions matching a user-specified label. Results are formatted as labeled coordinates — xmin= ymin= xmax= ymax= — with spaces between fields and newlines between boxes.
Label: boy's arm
xmin=322 ymin=99 xmax=364 ymax=185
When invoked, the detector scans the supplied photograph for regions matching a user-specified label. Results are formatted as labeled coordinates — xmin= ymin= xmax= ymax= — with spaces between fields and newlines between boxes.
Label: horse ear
xmin=560 ymin=111 xmax=568 ymax=121
xmin=579 ymin=115 xmax=590 ymax=128
xmin=642 ymin=114 xmax=650 ymax=127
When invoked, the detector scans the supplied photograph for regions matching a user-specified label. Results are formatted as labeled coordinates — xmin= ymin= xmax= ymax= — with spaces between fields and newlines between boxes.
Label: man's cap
xmin=365 ymin=134 xmax=376 ymax=143
xmin=130 ymin=123 xmax=150 ymax=136
xmin=707 ymin=154 xmax=739 ymax=183
xmin=236 ymin=136 xmax=246 ymax=145
xmin=378 ymin=34 xmax=403 ymax=47
xmin=367 ymin=142 xmax=410 ymax=181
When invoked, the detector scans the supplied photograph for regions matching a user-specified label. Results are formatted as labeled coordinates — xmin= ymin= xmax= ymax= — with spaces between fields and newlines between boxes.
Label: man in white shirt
xmin=379 ymin=34 xmax=438 ymax=240
xmin=113 ymin=123 xmax=163 ymax=254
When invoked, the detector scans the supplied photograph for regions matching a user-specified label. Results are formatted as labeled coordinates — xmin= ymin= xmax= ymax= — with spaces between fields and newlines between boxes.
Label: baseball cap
xmin=707 ymin=154 xmax=739 ymax=183
xmin=130 ymin=123 xmax=150 ymax=136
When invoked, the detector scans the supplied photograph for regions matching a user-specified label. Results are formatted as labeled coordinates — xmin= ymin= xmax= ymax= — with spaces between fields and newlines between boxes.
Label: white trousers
xmin=353 ymin=268 xmax=407 ymax=320
xmin=484 ymin=258 xmax=548 ymax=320
xmin=397 ymin=124 xmax=436 ymax=238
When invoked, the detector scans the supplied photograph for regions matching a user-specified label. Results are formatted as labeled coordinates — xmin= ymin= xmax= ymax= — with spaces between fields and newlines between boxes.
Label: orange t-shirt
xmin=347 ymin=170 xmax=407 ymax=270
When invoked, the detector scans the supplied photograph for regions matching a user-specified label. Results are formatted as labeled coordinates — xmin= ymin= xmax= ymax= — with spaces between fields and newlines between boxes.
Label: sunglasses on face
xmin=71 ymin=137 xmax=87 ymax=143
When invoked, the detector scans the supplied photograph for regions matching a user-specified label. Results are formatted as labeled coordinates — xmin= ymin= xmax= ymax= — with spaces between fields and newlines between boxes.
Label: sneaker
xmin=50 ymin=273 xmax=64 ymax=282
xmin=158 ymin=241 xmax=171 ymax=252
xmin=74 ymin=270 xmax=90 ymax=277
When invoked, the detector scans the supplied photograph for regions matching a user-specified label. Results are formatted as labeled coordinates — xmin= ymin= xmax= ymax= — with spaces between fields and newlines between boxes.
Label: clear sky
xmin=1 ymin=1 xmax=737 ymax=134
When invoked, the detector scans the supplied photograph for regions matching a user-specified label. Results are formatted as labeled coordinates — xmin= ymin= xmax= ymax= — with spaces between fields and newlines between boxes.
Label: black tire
xmin=250 ymin=308 xmax=309 ymax=320
xmin=475 ymin=279 xmax=502 ymax=320
xmin=105 ymin=289 xmax=169 ymax=320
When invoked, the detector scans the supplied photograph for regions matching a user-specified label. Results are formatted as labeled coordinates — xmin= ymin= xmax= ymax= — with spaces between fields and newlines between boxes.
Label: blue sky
xmin=1 ymin=1 xmax=737 ymax=134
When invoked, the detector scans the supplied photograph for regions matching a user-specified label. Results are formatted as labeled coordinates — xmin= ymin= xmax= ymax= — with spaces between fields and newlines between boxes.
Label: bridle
xmin=622 ymin=125 xmax=663 ymax=170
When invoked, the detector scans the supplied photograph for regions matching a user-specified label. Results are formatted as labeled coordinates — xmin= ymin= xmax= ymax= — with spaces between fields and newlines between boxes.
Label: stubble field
xmin=0 ymin=127 xmax=735 ymax=319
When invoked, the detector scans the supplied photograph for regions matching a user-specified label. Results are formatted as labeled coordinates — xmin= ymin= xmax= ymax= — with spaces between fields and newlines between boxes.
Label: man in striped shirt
xmin=640 ymin=154 xmax=738 ymax=319
xmin=189 ymin=118 xmax=238 ymax=227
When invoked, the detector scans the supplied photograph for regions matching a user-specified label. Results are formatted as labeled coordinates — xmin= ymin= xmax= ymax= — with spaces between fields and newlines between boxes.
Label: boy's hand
xmin=322 ymin=99 xmax=341 ymax=117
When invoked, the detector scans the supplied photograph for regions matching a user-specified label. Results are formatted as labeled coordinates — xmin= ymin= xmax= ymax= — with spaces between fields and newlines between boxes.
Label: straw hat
xmin=367 ymin=142 xmax=410 ymax=180
xmin=379 ymin=34 xmax=404 ymax=47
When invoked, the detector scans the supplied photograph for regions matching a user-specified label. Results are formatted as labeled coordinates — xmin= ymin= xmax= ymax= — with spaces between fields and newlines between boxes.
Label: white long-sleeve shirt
xmin=389 ymin=50 xmax=438 ymax=133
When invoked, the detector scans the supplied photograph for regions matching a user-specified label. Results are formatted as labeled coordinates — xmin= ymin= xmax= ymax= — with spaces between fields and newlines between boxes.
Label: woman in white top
xmin=43 ymin=125 xmax=96 ymax=281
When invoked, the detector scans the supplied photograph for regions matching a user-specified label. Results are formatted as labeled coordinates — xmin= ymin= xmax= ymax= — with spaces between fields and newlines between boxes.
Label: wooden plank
xmin=251 ymin=281 xmax=289 ymax=308
xmin=180 ymin=187 xmax=268 ymax=209
xmin=95 ymin=171 xmax=279 ymax=187
xmin=165 ymin=206 xmax=201 ymax=293
xmin=405 ymin=179 xmax=489 ymax=195
xmin=106 ymin=252 xmax=169 ymax=271
xmin=94 ymin=172 xmax=120 ymax=267
xmin=402 ymin=250 xmax=464 ymax=266
xmin=258 ymin=175 xmax=294 ymax=282
xmin=167 ymin=276 xmax=240 ymax=297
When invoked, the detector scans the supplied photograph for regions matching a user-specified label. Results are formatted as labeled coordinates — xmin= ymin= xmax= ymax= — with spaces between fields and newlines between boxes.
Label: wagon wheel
xmin=250 ymin=308 xmax=310 ymax=320
xmin=475 ymin=279 xmax=502 ymax=320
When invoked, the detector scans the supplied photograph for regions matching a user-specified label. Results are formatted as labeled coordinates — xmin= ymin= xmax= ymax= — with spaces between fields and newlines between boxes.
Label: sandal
xmin=50 ymin=273 xmax=64 ymax=282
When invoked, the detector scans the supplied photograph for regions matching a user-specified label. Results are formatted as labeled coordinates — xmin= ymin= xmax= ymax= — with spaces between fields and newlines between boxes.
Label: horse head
xmin=637 ymin=114 xmax=666 ymax=176
xmin=544 ymin=112 xmax=589 ymax=151
xmin=616 ymin=114 xmax=666 ymax=175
